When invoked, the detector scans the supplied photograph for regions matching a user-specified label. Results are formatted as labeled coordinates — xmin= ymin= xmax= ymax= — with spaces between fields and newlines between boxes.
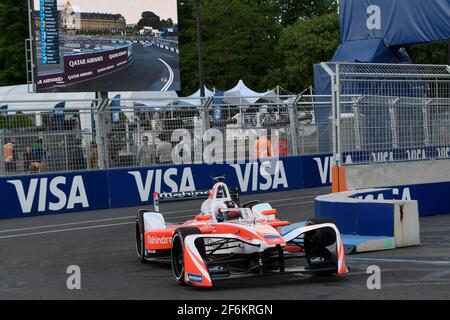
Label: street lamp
xmin=195 ymin=0 xmax=206 ymax=97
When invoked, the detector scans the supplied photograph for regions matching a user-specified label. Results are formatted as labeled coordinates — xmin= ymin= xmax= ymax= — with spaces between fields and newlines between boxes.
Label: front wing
xmin=182 ymin=223 xmax=348 ymax=287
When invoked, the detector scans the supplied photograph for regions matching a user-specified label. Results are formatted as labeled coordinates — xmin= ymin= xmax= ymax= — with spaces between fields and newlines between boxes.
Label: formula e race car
xmin=135 ymin=177 xmax=348 ymax=287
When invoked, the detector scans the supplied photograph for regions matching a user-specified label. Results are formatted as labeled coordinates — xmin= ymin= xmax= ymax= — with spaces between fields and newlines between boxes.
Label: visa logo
xmin=231 ymin=160 xmax=288 ymax=192
xmin=129 ymin=168 xmax=196 ymax=202
xmin=314 ymin=156 xmax=353 ymax=185
xmin=7 ymin=176 xmax=89 ymax=214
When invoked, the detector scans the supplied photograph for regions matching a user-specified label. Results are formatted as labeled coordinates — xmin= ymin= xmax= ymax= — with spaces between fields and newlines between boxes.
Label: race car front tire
xmin=171 ymin=227 xmax=203 ymax=285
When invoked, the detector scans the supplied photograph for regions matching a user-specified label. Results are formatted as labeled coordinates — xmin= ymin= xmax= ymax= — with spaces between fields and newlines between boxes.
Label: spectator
xmin=3 ymin=139 xmax=17 ymax=173
xmin=23 ymin=145 xmax=33 ymax=173
xmin=278 ymin=132 xmax=289 ymax=157
xmin=137 ymin=136 xmax=154 ymax=167
xmin=157 ymin=132 xmax=173 ymax=165
xmin=32 ymin=139 xmax=45 ymax=164
xmin=254 ymin=135 xmax=272 ymax=159
xmin=90 ymin=142 xmax=99 ymax=169
xmin=30 ymin=139 xmax=47 ymax=172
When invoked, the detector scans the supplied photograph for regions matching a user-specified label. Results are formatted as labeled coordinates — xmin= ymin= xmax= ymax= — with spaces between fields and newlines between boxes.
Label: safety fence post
xmin=289 ymin=94 xmax=302 ymax=156
xmin=201 ymin=96 xmax=213 ymax=132
xmin=95 ymin=96 xmax=110 ymax=170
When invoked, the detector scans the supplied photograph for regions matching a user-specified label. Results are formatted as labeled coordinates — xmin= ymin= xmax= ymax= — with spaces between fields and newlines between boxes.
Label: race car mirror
xmin=196 ymin=214 xmax=213 ymax=222
xmin=262 ymin=209 xmax=277 ymax=216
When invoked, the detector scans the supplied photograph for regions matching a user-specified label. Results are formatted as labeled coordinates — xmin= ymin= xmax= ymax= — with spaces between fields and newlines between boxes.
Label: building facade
xmin=35 ymin=6 xmax=126 ymax=35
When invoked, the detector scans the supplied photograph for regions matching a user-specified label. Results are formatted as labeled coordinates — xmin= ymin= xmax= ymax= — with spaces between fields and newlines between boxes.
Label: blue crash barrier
xmin=315 ymin=188 xmax=421 ymax=253
xmin=315 ymin=190 xmax=395 ymax=237
xmin=346 ymin=182 xmax=450 ymax=217
xmin=0 ymin=154 xmax=334 ymax=219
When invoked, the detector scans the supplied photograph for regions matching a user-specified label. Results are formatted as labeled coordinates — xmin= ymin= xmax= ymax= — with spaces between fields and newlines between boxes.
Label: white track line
xmin=0 ymin=208 xmax=195 ymax=234
xmin=0 ymin=196 xmax=317 ymax=234
xmin=158 ymin=58 xmax=174 ymax=91
xmin=0 ymin=222 xmax=135 ymax=240
xmin=0 ymin=200 xmax=316 ymax=239
xmin=348 ymin=257 xmax=450 ymax=266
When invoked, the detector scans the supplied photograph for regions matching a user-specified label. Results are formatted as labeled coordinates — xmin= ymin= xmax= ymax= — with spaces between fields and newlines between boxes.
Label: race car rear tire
xmin=306 ymin=217 xmax=337 ymax=226
xmin=135 ymin=212 xmax=149 ymax=264
xmin=171 ymin=227 xmax=203 ymax=285
xmin=305 ymin=217 xmax=337 ymax=276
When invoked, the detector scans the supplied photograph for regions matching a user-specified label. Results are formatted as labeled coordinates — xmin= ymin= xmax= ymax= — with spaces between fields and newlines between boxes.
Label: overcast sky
xmin=35 ymin=0 xmax=178 ymax=24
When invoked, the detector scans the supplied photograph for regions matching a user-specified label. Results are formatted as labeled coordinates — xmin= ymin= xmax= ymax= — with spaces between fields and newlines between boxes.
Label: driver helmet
xmin=216 ymin=201 xmax=240 ymax=222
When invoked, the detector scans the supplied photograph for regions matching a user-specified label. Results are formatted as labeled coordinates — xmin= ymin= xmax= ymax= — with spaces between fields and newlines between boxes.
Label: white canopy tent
xmin=0 ymin=85 xmax=97 ymax=129
xmin=0 ymin=84 xmax=179 ymax=130
xmin=0 ymin=84 xmax=95 ymax=108
xmin=108 ymin=90 xmax=179 ymax=109
xmin=178 ymin=86 xmax=216 ymax=106
xmin=223 ymin=80 xmax=277 ymax=106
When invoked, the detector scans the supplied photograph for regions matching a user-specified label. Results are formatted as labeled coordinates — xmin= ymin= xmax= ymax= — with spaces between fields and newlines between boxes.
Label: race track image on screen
xmin=32 ymin=0 xmax=180 ymax=92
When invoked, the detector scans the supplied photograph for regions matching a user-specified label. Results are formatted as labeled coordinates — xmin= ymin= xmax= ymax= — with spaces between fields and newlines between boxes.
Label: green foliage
xmin=0 ymin=112 xmax=35 ymax=129
xmin=407 ymin=42 xmax=449 ymax=65
xmin=136 ymin=11 xmax=163 ymax=31
xmin=263 ymin=13 xmax=340 ymax=93
xmin=254 ymin=0 xmax=339 ymax=26
xmin=0 ymin=0 xmax=28 ymax=86
xmin=179 ymin=0 xmax=281 ymax=95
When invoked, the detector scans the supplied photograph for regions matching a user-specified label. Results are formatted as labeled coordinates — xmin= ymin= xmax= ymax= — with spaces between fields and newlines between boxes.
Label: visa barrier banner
xmin=348 ymin=182 xmax=450 ymax=217
xmin=0 ymin=154 xmax=333 ymax=219
xmin=0 ymin=171 xmax=110 ymax=219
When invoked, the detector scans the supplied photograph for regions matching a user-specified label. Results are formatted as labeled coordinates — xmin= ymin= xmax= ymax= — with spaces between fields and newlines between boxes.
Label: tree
xmin=407 ymin=42 xmax=449 ymax=65
xmin=254 ymin=0 xmax=339 ymax=26
xmin=0 ymin=0 xmax=28 ymax=86
xmin=161 ymin=18 xmax=175 ymax=28
xmin=178 ymin=0 xmax=281 ymax=95
xmin=264 ymin=13 xmax=340 ymax=93
xmin=0 ymin=112 xmax=35 ymax=129
xmin=137 ymin=11 xmax=162 ymax=30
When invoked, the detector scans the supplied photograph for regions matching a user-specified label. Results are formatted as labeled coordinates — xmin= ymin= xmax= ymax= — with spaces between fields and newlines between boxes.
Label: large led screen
xmin=31 ymin=0 xmax=180 ymax=92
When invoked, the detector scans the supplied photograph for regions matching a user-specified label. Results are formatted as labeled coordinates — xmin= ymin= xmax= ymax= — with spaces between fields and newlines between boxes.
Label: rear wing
xmin=152 ymin=186 xmax=240 ymax=212
xmin=153 ymin=190 xmax=210 ymax=212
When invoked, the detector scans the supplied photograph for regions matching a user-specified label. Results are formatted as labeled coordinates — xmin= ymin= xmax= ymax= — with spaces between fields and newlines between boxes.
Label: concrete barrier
xmin=333 ymin=160 xmax=450 ymax=216
xmin=344 ymin=160 xmax=450 ymax=190
xmin=316 ymin=188 xmax=421 ymax=253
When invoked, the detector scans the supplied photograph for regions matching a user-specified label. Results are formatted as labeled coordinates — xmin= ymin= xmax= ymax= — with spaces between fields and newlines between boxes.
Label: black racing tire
xmin=171 ymin=227 xmax=203 ymax=285
xmin=306 ymin=216 xmax=337 ymax=226
xmin=135 ymin=212 xmax=149 ymax=264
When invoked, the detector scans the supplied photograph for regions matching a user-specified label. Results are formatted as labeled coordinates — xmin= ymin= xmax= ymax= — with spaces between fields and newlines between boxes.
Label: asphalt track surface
xmin=1 ymin=187 xmax=450 ymax=300
xmin=44 ymin=44 xmax=180 ymax=93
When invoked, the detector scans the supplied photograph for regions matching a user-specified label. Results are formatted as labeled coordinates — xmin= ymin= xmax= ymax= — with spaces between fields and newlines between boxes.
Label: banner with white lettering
xmin=0 ymin=171 xmax=109 ymax=219
xmin=0 ymin=155 xmax=332 ymax=218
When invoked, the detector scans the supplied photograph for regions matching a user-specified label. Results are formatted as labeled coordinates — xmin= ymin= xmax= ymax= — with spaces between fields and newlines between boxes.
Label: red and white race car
xmin=135 ymin=178 xmax=348 ymax=287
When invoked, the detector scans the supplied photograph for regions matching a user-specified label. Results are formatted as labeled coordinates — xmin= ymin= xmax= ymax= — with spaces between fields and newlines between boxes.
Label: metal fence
xmin=322 ymin=63 xmax=450 ymax=166
xmin=3 ymin=63 xmax=449 ymax=176
xmin=0 ymin=95 xmax=333 ymax=176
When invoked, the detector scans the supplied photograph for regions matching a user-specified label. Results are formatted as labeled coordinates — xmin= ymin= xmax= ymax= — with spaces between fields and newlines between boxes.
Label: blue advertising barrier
xmin=348 ymin=182 xmax=450 ymax=217
xmin=0 ymin=154 xmax=333 ymax=219
xmin=0 ymin=171 xmax=110 ymax=219
xmin=315 ymin=195 xmax=395 ymax=237
xmin=315 ymin=188 xmax=422 ymax=253
xmin=105 ymin=155 xmax=336 ymax=208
